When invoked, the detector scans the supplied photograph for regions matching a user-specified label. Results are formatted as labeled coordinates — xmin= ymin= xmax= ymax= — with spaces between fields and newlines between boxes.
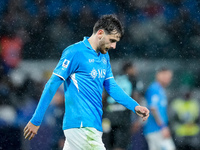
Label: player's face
xmin=158 ymin=71 xmax=173 ymax=87
xmin=97 ymin=31 xmax=121 ymax=54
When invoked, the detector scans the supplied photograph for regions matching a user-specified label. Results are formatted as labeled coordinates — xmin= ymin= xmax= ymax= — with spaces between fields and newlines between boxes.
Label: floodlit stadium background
xmin=0 ymin=0 xmax=200 ymax=150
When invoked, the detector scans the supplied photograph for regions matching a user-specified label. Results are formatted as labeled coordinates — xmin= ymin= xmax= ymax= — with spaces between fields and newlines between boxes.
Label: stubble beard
xmin=97 ymin=44 xmax=107 ymax=54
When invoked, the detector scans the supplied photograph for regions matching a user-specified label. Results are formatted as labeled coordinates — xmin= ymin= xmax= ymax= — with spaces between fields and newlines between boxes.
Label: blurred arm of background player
xmin=150 ymin=107 xmax=171 ymax=138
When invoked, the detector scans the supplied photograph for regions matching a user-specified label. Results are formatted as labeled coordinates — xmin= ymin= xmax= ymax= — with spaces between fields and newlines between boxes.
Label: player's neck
xmin=88 ymin=35 xmax=98 ymax=52
xmin=157 ymin=80 xmax=166 ymax=88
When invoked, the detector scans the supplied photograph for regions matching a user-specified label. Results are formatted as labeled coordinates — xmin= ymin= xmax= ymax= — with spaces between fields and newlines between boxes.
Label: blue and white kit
xmin=143 ymin=82 xmax=176 ymax=150
xmin=143 ymin=81 xmax=168 ymax=135
xmin=30 ymin=37 xmax=139 ymax=132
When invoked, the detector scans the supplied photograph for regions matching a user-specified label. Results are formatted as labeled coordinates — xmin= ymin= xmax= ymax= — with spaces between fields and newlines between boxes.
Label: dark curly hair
xmin=93 ymin=14 xmax=124 ymax=38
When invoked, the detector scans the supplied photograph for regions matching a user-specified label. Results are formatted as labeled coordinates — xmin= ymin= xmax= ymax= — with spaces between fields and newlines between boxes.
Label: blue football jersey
xmin=143 ymin=82 xmax=168 ymax=135
xmin=53 ymin=37 xmax=114 ymax=131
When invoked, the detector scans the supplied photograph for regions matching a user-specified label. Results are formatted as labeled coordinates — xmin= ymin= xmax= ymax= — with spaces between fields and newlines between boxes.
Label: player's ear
xmin=97 ymin=29 xmax=105 ymax=40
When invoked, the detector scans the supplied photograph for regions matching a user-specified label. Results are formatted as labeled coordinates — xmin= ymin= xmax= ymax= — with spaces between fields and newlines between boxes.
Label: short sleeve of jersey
xmin=53 ymin=46 xmax=79 ymax=80
xmin=105 ymin=54 xmax=113 ymax=80
xmin=146 ymin=88 xmax=159 ymax=108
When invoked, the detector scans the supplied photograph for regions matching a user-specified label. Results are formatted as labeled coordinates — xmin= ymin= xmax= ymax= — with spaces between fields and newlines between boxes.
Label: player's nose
xmin=111 ymin=43 xmax=116 ymax=49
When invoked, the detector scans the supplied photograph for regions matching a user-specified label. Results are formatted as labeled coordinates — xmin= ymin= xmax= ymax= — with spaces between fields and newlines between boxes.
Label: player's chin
xmin=101 ymin=49 xmax=108 ymax=54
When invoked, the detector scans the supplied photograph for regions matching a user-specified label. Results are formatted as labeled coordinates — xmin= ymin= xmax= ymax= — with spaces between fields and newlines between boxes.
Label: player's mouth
xmin=105 ymin=48 xmax=109 ymax=51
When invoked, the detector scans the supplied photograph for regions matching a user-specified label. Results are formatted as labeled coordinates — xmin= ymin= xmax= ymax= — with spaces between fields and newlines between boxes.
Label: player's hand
xmin=161 ymin=127 xmax=171 ymax=138
xmin=24 ymin=121 xmax=40 ymax=140
xmin=135 ymin=106 xmax=149 ymax=121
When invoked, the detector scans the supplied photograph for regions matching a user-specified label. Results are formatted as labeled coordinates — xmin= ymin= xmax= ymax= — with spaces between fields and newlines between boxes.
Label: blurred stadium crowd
xmin=1 ymin=0 xmax=200 ymax=60
xmin=0 ymin=0 xmax=200 ymax=150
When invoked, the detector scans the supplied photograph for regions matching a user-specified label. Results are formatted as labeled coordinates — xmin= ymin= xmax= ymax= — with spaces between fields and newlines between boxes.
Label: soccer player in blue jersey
xmin=143 ymin=68 xmax=175 ymax=150
xmin=24 ymin=14 xmax=149 ymax=150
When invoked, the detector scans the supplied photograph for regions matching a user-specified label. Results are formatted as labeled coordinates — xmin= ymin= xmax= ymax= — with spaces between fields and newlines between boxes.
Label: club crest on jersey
xmin=62 ymin=59 xmax=70 ymax=68
xmin=90 ymin=68 xmax=106 ymax=79
xmin=102 ymin=57 xmax=107 ymax=64
xmin=90 ymin=68 xmax=98 ymax=79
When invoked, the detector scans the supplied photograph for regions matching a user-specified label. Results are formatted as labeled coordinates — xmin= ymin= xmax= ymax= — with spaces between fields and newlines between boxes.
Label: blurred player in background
xmin=143 ymin=67 xmax=176 ymax=150
xmin=23 ymin=14 xmax=149 ymax=150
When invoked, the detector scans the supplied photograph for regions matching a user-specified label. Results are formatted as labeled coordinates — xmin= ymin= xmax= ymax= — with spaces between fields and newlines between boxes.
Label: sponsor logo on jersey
xmin=98 ymin=69 xmax=106 ymax=78
xmin=89 ymin=59 xmax=94 ymax=63
xmin=90 ymin=68 xmax=106 ymax=79
xmin=62 ymin=59 xmax=70 ymax=68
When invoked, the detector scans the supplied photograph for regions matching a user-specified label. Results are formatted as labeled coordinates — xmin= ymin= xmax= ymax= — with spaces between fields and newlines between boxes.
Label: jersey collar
xmin=83 ymin=37 xmax=96 ymax=51
xmin=155 ymin=81 xmax=163 ymax=89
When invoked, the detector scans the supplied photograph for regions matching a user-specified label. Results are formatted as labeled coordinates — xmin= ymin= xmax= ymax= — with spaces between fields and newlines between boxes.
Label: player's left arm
xmin=104 ymin=78 xmax=149 ymax=121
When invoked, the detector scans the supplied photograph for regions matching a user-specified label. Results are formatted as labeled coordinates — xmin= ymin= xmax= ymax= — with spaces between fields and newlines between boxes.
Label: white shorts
xmin=145 ymin=131 xmax=176 ymax=150
xmin=63 ymin=127 xmax=106 ymax=150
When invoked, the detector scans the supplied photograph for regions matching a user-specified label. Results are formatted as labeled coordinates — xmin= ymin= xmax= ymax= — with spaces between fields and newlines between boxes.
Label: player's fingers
xmin=25 ymin=130 xmax=32 ymax=139
xmin=137 ymin=113 xmax=144 ymax=118
xmin=140 ymin=108 xmax=145 ymax=113
xmin=24 ymin=128 xmax=29 ymax=137
xmin=143 ymin=114 xmax=149 ymax=121
xmin=24 ymin=126 xmax=28 ymax=132
xmin=146 ymin=113 xmax=149 ymax=118
xmin=143 ymin=110 xmax=149 ymax=117
xmin=29 ymin=132 xmax=36 ymax=140
xmin=24 ymin=126 xmax=29 ymax=135
xmin=141 ymin=107 xmax=149 ymax=114
xmin=24 ymin=130 xmax=30 ymax=139
xmin=144 ymin=108 xmax=148 ymax=113
xmin=140 ymin=109 xmax=144 ymax=113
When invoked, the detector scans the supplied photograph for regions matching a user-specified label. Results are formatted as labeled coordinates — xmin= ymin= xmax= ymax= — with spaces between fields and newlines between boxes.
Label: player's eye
xmin=110 ymin=39 xmax=116 ymax=43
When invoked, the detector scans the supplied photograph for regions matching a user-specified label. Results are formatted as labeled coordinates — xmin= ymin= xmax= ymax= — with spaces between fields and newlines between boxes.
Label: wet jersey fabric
xmin=143 ymin=82 xmax=168 ymax=135
xmin=30 ymin=37 xmax=139 ymax=132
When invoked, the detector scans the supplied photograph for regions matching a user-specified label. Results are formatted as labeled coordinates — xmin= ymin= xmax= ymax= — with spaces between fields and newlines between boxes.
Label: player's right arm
xmin=150 ymin=107 xmax=164 ymax=126
xmin=24 ymin=74 xmax=63 ymax=140
xmin=24 ymin=46 xmax=79 ymax=140
xmin=147 ymin=92 xmax=170 ymax=138
xmin=150 ymin=107 xmax=171 ymax=138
